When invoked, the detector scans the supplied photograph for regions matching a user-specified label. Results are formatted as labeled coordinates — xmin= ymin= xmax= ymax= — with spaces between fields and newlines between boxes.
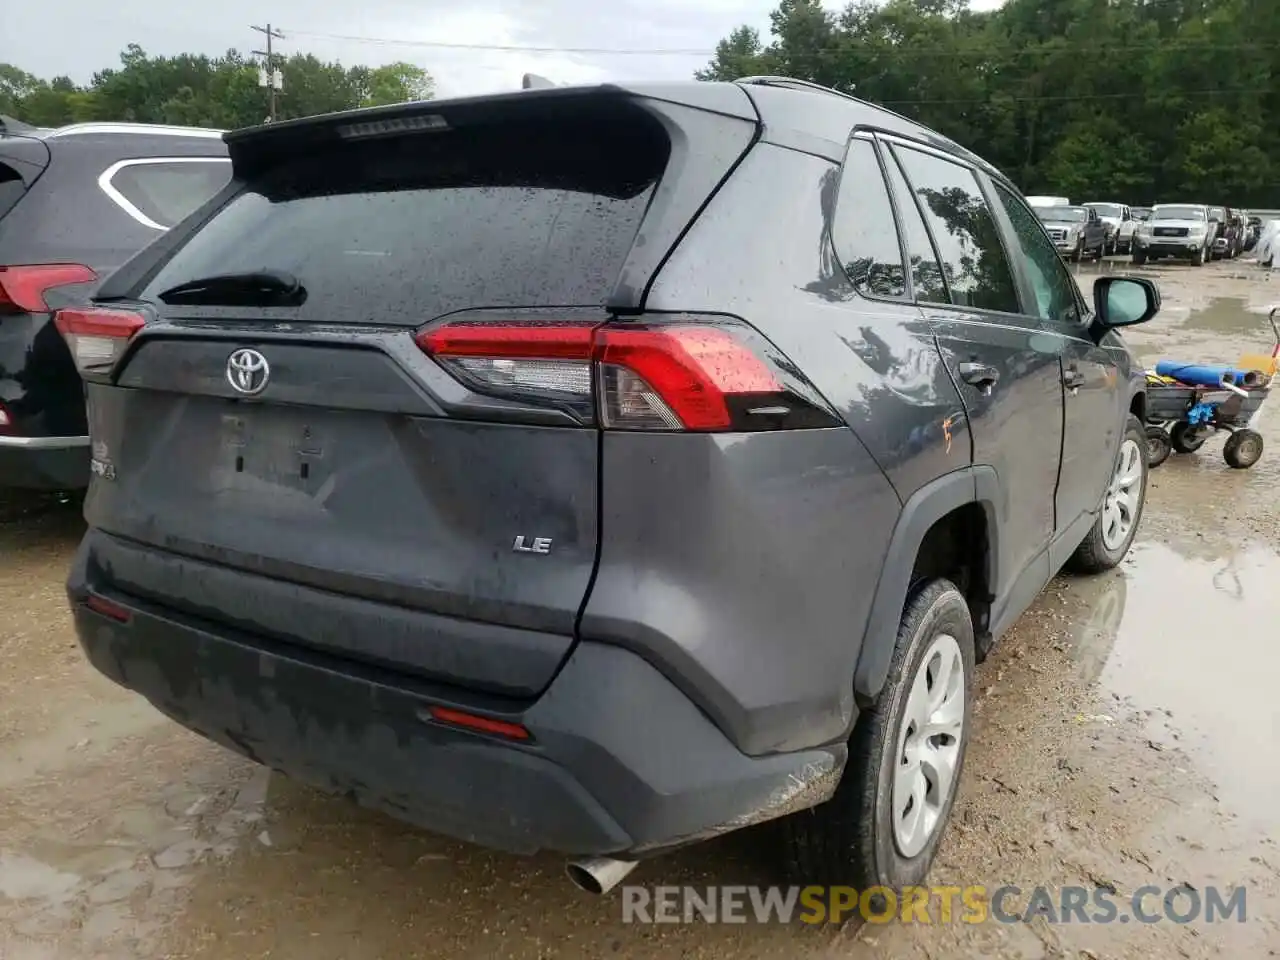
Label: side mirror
xmin=1093 ymin=276 xmax=1160 ymax=329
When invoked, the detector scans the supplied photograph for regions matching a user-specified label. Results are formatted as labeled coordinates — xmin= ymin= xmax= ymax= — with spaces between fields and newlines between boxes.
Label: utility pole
xmin=251 ymin=23 xmax=285 ymax=122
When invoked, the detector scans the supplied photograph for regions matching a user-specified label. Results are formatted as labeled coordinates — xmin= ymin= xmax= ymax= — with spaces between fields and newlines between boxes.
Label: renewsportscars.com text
xmin=621 ymin=884 xmax=1248 ymax=925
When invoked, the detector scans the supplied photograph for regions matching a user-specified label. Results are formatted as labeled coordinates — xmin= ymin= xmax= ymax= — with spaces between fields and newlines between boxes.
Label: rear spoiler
xmin=0 ymin=121 xmax=51 ymax=184
xmin=0 ymin=115 xmax=40 ymax=138
xmin=222 ymin=82 xmax=758 ymax=178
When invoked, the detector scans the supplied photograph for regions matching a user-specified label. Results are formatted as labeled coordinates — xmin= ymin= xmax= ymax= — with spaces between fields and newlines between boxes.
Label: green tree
xmin=0 ymin=46 xmax=436 ymax=132
xmin=702 ymin=0 xmax=1280 ymax=206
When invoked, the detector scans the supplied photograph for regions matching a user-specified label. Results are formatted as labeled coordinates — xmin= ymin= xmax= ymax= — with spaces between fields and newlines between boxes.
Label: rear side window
xmin=831 ymin=139 xmax=906 ymax=299
xmin=879 ymin=148 xmax=948 ymax=303
xmin=102 ymin=159 xmax=231 ymax=231
xmin=141 ymin=117 xmax=669 ymax=324
xmin=891 ymin=146 xmax=1021 ymax=315
xmin=0 ymin=163 xmax=26 ymax=220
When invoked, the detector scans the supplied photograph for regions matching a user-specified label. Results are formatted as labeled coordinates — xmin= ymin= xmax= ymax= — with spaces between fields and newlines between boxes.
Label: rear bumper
xmin=67 ymin=536 xmax=846 ymax=858
xmin=0 ymin=435 xmax=89 ymax=490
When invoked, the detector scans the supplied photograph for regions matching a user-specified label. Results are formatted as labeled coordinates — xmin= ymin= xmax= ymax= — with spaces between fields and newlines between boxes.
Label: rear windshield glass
xmin=141 ymin=117 xmax=669 ymax=323
xmin=106 ymin=159 xmax=231 ymax=229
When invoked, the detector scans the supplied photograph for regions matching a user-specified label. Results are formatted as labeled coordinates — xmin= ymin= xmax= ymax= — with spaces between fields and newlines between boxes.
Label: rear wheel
xmin=1068 ymin=415 xmax=1148 ymax=573
xmin=781 ymin=579 xmax=974 ymax=891
xmin=1223 ymin=430 xmax=1263 ymax=469
xmin=1170 ymin=421 xmax=1208 ymax=453
xmin=1145 ymin=425 xmax=1172 ymax=467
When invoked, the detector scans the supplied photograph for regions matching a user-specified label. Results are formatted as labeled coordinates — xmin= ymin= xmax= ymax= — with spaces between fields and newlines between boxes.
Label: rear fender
xmin=853 ymin=466 xmax=999 ymax=703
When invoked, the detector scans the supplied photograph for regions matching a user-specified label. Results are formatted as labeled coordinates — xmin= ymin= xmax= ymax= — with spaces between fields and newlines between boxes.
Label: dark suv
xmin=62 ymin=79 xmax=1157 ymax=896
xmin=0 ymin=121 xmax=229 ymax=490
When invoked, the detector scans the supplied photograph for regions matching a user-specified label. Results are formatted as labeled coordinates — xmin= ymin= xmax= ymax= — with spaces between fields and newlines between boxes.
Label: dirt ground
xmin=2 ymin=258 xmax=1279 ymax=959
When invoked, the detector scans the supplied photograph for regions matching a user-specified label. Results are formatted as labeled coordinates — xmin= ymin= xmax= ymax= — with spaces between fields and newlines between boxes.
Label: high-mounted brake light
xmin=54 ymin=306 xmax=147 ymax=375
xmin=0 ymin=264 xmax=97 ymax=314
xmin=416 ymin=316 xmax=839 ymax=432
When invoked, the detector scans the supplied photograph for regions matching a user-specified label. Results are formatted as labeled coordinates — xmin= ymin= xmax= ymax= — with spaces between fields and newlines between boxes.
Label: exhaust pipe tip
xmin=566 ymin=857 xmax=638 ymax=896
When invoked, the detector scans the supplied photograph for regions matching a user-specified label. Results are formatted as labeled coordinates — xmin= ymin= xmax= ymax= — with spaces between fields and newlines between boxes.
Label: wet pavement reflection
xmin=1061 ymin=539 xmax=1280 ymax=832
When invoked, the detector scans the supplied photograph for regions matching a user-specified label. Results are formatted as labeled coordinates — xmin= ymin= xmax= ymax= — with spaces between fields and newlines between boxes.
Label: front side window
xmin=891 ymin=146 xmax=1021 ymax=315
xmin=831 ymin=139 xmax=907 ymax=299
xmin=996 ymin=185 xmax=1082 ymax=328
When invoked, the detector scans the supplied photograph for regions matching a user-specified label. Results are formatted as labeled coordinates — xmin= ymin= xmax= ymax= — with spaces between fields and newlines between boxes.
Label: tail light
xmin=54 ymin=307 xmax=147 ymax=375
xmin=416 ymin=315 xmax=839 ymax=432
xmin=0 ymin=401 xmax=12 ymax=435
xmin=0 ymin=264 xmax=97 ymax=315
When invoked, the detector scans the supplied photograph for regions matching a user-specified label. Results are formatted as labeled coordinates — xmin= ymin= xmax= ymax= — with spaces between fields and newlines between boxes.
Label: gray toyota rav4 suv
xmin=62 ymin=78 xmax=1157 ymax=896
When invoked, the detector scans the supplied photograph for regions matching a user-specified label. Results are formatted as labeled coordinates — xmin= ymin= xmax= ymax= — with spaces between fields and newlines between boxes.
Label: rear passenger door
xmin=879 ymin=136 xmax=1065 ymax=618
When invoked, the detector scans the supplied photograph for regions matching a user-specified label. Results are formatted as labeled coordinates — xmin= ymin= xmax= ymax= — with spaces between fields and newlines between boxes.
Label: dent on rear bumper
xmin=67 ymin=542 xmax=846 ymax=858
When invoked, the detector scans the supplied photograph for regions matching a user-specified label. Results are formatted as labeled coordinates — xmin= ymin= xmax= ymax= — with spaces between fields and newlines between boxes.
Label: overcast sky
xmin=6 ymin=0 xmax=1005 ymax=98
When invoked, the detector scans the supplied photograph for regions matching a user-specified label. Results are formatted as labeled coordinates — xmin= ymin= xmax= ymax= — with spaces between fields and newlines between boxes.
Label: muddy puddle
xmin=1059 ymin=539 xmax=1280 ymax=833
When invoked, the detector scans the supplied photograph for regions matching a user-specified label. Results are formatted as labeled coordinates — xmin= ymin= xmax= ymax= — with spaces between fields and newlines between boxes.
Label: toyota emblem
xmin=226 ymin=348 xmax=270 ymax=395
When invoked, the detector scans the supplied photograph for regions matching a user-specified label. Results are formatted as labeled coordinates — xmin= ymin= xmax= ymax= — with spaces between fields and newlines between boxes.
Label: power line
xmin=283 ymin=29 xmax=710 ymax=55
xmin=282 ymin=28 xmax=1280 ymax=60
xmin=882 ymin=86 xmax=1266 ymax=106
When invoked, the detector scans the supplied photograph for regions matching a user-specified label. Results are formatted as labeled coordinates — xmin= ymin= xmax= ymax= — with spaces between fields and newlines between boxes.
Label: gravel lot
xmin=2 ymin=259 xmax=1278 ymax=959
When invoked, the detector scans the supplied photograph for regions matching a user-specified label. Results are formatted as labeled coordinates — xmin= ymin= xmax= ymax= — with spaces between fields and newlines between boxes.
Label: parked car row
xmin=1026 ymin=194 xmax=1263 ymax=265
xmin=1131 ymin=203 xmax=1253 ymax=265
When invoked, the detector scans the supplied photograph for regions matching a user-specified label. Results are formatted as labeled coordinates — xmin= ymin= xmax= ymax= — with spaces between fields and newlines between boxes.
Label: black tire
xmin=1192 ymin=245 xmax=1205 ymax=266
xmin=1223 ymin=429 xmax=1263 ymax=469
xmin=1067 ymin=414 xmax=1148 ymax=574
xmin=781 ymin=579 xmax=974 ymax=891
xmin=1132 ymin=249 xmax=1147 ymax=266
xmin=1170 ymin=421 xmax=1208 ymax=453
xmin=1071 ymin=238 xmax=1083 ymax=263
xmin=1145 ymin=425 xmax=1172 ymax=467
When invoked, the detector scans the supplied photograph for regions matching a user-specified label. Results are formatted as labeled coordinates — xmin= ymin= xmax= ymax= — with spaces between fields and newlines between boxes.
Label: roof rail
xmin=734 ymin=76 xmax=859 ymax=101
xmin=733 ymin=75 xmax=924 ymax=129
xmin=46 ymin=122 xmax=225 ymax=140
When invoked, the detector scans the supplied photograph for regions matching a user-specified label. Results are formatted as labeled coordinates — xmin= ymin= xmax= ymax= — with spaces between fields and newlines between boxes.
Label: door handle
xmin=958 ymin=361 xmax=1000 ymax=389
xmin=1063 ymin=368 xmax=1086 ymax=389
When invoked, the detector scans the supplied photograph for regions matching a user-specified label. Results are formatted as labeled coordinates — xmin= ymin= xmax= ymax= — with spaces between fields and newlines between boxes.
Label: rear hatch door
xmin=82 ymin=87 xmax=759 ymax=696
